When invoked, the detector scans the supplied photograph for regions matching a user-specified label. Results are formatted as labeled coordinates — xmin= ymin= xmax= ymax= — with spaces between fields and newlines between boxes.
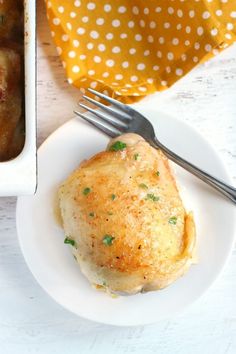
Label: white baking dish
xmin=0 ymin=0 xmax=36 ymax=196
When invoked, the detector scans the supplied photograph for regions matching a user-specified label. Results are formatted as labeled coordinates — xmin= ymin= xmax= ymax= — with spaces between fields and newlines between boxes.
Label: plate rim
xmin=16 ymin=106 xmax=236 ymax=326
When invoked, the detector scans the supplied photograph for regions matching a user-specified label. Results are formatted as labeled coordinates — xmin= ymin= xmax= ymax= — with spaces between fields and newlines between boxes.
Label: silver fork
xmin=74 ymin=88 xmax=236 ymax=205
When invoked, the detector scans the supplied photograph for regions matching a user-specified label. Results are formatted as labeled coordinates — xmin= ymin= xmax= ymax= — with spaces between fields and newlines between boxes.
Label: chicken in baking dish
xmin=0 ymin=0 xmax=24 ymax=161
xmin=58 ymin=134 xmax=196 ymax=295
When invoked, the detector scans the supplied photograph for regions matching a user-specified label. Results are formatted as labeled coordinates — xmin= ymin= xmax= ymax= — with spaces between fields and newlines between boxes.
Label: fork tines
xmin=74 ymin=88 xmax=131 ymax=137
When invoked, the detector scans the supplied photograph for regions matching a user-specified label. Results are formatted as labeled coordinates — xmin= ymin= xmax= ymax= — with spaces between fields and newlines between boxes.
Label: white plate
xmin=16 ymin=106 xmax=236 ymax=326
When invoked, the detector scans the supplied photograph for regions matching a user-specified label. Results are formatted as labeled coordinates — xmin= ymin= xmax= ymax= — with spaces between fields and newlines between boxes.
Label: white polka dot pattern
xmin=46 ymin=0 xmax=236 ymax=102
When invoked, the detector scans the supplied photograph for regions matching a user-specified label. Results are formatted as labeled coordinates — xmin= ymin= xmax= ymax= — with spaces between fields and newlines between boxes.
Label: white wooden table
xmin=0 ymin=1 xmax=235 ymax=353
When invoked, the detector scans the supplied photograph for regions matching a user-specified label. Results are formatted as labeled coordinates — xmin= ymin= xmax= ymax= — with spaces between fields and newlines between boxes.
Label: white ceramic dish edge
xmin=0 ymin=0 xmax=37 ymax=196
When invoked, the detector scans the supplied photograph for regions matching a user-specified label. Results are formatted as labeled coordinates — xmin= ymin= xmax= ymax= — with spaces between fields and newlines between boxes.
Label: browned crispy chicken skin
xmin=0 ymin=0 xmax=24 ymax=161
xmin=58 ymin=134 xmax=196 ymax=295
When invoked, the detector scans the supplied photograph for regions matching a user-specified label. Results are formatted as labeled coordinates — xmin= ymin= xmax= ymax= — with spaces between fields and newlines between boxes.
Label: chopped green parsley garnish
xmin=156 ymin=171 xmax=160 ymax=176
xmin=103 ymin=235 xmax=115 ymax=246
xmin=83 ymin=187 xmax=91 ymax=195
xmin=146 ymin=193 xmax=159 ymax=202
xmin=169 ymin=216 xmax=177 ymax=225
xmin=109 ymin=141 xmax=127 ymax=151
xmin=89 ymin=212 xmax=94 ymax=217
xmin=64 ymin=237 xmax=76 ymax=246
xmin=139 ymin=183 xmax=148 ymax=189
xmin=111 ymin=194 xmax=116 ymax=200
xmin=134 ymin=153 xmax=139 ymax=160
xmin=108 ymin=211 xmax=113 ymax=215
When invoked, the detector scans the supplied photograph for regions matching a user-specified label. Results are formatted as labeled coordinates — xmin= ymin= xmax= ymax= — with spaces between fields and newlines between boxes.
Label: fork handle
xmin=152 ymin=137 xmax=236 ymax=205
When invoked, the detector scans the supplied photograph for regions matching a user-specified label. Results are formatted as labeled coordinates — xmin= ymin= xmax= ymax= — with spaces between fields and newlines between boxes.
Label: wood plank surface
xmin=0 ymin=1 xmax=235 ymax=353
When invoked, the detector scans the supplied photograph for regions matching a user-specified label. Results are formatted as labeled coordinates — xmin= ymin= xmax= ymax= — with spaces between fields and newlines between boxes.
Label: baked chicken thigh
xmin=0 ymin=0 xmax=24 ymax=161
xmin=58 ymin=134 xmax=196 ymax=294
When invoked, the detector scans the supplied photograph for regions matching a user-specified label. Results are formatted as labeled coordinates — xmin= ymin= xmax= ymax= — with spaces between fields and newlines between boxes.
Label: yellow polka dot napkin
xmin=46 ymin=0 xmax=236 ymax=103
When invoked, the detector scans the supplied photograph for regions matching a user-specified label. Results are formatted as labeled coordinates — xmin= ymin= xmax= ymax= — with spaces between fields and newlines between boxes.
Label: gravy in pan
xmin=0 ymin=0 xmax=25 ymax=161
